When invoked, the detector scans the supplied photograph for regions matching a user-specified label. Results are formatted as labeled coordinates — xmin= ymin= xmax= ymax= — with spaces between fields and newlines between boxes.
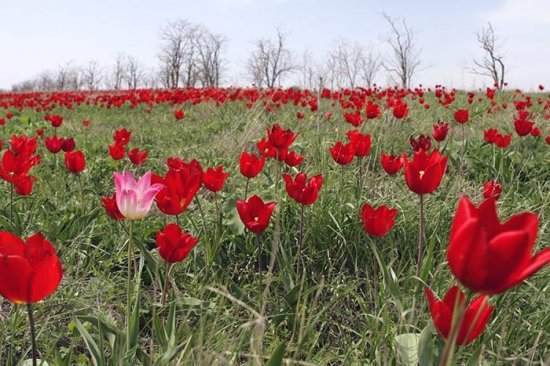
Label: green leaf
xmin=394 ymin=333 xmax=420 ymax=366
xmin=266 ymin=341 xmax=287 ymax=366
xmin=74 ymin=318 xmax=105 ymax=366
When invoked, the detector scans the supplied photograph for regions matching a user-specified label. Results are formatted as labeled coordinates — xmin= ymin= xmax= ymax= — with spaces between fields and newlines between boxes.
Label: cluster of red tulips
xmin=0 ymin=83 xmax=548 ymax=364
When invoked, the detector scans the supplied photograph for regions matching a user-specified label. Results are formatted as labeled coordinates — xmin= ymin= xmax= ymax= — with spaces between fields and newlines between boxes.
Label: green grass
xmin=0 ymin=90 xmax=549 ymax=365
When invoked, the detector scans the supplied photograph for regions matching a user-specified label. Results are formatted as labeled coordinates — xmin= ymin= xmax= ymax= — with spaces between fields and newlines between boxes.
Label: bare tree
xmin=37 ymin=71 xmax=57 ymax=91
xmin=82 ymin=61 xmax=103 ymax=90
xmin=382 ymin=14 xmax=421 ymax=89
xmin=195 ymin=30 xmax=226 ymax=87
xmin=298 ymin=49 xmax=320 ymax=89
xmin=158 ymin=19 xmax=200 ymax=88
xmin=56 ymin=62 xmax=81 ymax=90
xmin=469 ymin=23 xmax=505 ymax=89
xmin=246 ymin=28 xmax=295 ymax=88
xmin=359 ymin=48 xmax=381 ymax=89
xmin=109 ymin=53 xmax=126 ymax=90
xmin=123 ymin=56 xmax=145 ymax=89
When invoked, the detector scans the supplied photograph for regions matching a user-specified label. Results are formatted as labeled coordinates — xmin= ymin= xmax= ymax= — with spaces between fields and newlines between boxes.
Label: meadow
xmin=0 ymin=86 xmax=548 ymax=365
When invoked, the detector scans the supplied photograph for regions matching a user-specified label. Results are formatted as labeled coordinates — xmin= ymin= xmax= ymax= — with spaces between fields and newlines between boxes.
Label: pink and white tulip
xmin=114 ymin=171 xmax=164 ymax=220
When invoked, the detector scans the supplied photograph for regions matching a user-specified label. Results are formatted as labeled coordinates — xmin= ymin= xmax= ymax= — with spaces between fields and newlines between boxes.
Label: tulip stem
xmin=194 ymin=195 xmax=208 ymax=237
xmin=78 ymin=174 xmax=84 ymax=215
xmin=256 ymin=233 xmax=262 ymax=310
xmin=27 ymin=303 xmax=37 ymax=366
xmin=415 ymin=194 xmax=425 ymax=278
xmin=244 ymin=179 xmax=250 ymax=200
xmin=438 ymin=291 xmax=472 ymax=366
xmin=461 ymin=124 xmax=466 ymax=171
xmin=161 ymin=263 xmax=174 ymax=307
xmin=126 ymin=220 xmax=134 ymax=354
xmin=9 ymin=183 xmax=14 ymax=226
xmin=296 ymin=204 xmax=305 ymax=277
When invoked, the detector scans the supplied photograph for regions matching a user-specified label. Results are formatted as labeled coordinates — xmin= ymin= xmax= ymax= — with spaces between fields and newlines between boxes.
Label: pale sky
xmin=1 ymin=0 xmax=549 ymax=90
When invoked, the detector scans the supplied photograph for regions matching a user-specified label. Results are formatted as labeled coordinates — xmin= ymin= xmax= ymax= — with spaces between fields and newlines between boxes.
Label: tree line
xmin=9 ymin=16 xmax=505 ymax=92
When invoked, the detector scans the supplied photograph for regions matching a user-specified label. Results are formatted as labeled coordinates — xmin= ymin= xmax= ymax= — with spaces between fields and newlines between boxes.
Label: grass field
xmin=0 ymin=87 xmax=549 ymax=365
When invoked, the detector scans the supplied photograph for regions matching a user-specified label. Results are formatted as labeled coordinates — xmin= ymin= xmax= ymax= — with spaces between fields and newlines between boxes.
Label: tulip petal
xmin=0 ymin=232 xmax=26 ymax=256
xmin=0 ymin=256 xmax=32 ymax=303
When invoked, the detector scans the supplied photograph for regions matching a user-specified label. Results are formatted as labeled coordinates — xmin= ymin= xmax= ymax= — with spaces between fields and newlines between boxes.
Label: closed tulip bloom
xmin=360 ymin=203 xmax=398 ymax=237
xmin=236 ymin=195 xmax=276 ymax=234
xmin=203 ymin=165 xmax=230 ymax=192
xmin=484 ymin=128 xmax=498 ymax=144
xmin=174 ymin=109 xmax=185 ymax=120
xmin=61 ymin=137 xmax=75 ymax=152
xmin=0 ymin=232 xmax=63 ymax=304
xmin=545 ymin=135 xmax=550 ymax=145
xmin=425 ymin=286 xmax=494 ymax=345
xmin=380 ymin=153 xmax=405 ymax=175
xmin=393 ymin=102 xmax=409 ymax=119
xmin=432 ymin=121 xmax=449 ymax=142
xmin=64 ymin=150 xmax=86 ymax=174
xmin=448 ymin=196 xmax=550 ymax=294
xmin=330 ymin=141 xmax=355 ymax=165
xmin=239 ymin=152 xmax=265 ymax=178
xmin=365 ymin=101 xmax=381 ymax=119
xmin=109 ymin=142 xmax=125 ymax=160
xmin=347 ymin=130 xmax=372 ymax=157
xmin=13 ymin=175 xmax=36 ymax=196
xmin=514 ymin=118 xmax=534 ymax=136
xmin=282 ymin=173 xmax=323 ymax=205
xmin=114 ymin=171 xmax=165 ymax=220
xmin=156 ymin=223 xmax=198 ymax=263
xmin=45 ymin=135 xmax=64 ymax=153
xmin=454 ymin=109 xmax=469 ymax=124
xmin=483 ymin=180 xmax=502 ymax=200
xmin=404 ymin=149 xmax=448 ymax=195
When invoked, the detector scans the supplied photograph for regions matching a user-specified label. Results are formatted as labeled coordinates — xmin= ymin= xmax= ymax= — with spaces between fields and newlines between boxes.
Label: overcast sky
xmin=1 ymin=0 xmax=549 ymax=90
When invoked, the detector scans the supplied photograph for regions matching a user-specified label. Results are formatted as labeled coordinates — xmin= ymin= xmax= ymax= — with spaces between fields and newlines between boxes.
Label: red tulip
xmin=380 ymin=153 xmax=405 ymax=175
xmin=156 ymin=223 xmax=198 ymax=263
xmin=174 ymin=109 xmax=185 ymax=120
xmin=425 ymin=286 xmax=494 ymax=345
xmin=61 ymin=137 xmax=75 ymax=152
xmin=404 ymin=149 xmax=448 ymax=195
xmin=0 ymin=149 xmax=39 ymax=184
xmin=410 ymin=135 xmax=432 ymax=152
xmin=82 ymin=119 xmax=90 ymax=127
xmin=546 ymin=136 xmax=550 ymax=145
xmin=346 ymin=130 xmax=372 ymax=157
xmin=45 ymin=135 xmax=64 ymax=154
xmin=109 ymin=142 xmax=125 ymax=160
xmin=13 ymin=175 xmax=36 ymax=196
xmin=239 ymin=152 xmax=265 ymax=178
xmin=203 ymin=165 xmax=229 ymax=192
xmin=330 ymin=141 xmax=355 ymax=165
xmin=448 ymin=196 xmax=550 ymax=294
xmin=128 ymin=148 xmax=147 ymax=165
xmin=454 ymin=109 xmax=469 ymax=124
xmin=365 ymin=101 xmax=381 ymax=119
xmin=46 ymin=114 xmax=63 ymax=128
xmin=530 ymin=127 xmax=541 ymax=137
xmin=154 ymin=165 xmax=202 ymax=216
xmin=266 ymin=123 xmax=297 ymax=149
xmin=360 ymin=203 xmax=398 ymax=237
xmin=344 ymin=112 xmax=363 ymax=127
xmin=101 ymin=193 xmax=125 ymax=220
xmin=282 ymin=172 xmax=323 ymax=205
xmin=284 ymin=151 xmax=304 ymax=167
xmin=64 ymin=151 xmax=86 ymax=174
xmin=236 ymin=195 xmax=276 ymax=234
xmin=113 ymin=128 xmax=131 ymax=145
xmin=493 ymin=132 xmax=512 ymax=148
xmin=0 ymin=232 xmax=63 ymax=304
xmin=514 ymin=118 xmax=534 ymax=137
xmin=432 ymin=121 xmax=449 ymax=142
xmin=392 ymin=102 xmax=408 ymax=119
xmin=484 ymin=128 xmax=498 ymax=144
xmin=482 ymin=180 xmax=502 ymax=200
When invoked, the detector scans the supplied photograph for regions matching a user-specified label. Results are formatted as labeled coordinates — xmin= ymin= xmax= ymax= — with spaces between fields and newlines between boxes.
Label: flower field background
xmin=0 ymin=86 xmax=549 ymax=365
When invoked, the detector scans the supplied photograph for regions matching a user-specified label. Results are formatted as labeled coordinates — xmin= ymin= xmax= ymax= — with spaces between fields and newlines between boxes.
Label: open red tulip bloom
xmin=236 ymin=195 xmax=276 ymax=234
xmin=448 ymin=196 xmax=550 ymax=295
xmin=0 ymin=232 xmax=63 ymax=304
xmin=425 ymin=286 xmax=494 ymax=345
xmin=404 ymin=149 xmax=448 ymax=195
